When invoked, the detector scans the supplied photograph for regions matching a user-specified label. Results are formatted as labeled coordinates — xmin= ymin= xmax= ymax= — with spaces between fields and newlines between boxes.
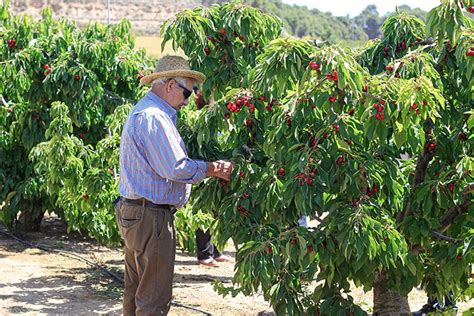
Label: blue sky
xmin=280 ymin=0 xmax=441 ymax=17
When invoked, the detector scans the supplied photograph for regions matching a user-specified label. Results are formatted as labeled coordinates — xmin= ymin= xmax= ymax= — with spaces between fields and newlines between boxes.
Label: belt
xmin=121 ymin=197 xmax=176 ymax=212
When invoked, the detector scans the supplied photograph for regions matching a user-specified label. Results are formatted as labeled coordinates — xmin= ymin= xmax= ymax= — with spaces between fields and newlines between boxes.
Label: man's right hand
xmin=206 ymin=160 xmax=234 ymax=181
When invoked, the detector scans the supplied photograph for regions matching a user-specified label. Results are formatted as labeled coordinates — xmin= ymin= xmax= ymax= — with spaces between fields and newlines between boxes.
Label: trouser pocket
xmin=117 ymin=203 xmax=145 ymax=251
xmin=154 ymin=209 xmax=174 ymax=240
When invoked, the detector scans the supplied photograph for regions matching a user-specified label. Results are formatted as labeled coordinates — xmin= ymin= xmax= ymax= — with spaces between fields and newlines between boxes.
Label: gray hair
xmin=151 ymin=77 xmax=189 ymax=87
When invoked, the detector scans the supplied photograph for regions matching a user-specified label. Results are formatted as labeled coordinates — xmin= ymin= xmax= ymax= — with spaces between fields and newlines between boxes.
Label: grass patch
xmin=135 ymin=36 xmax=185 ymax=59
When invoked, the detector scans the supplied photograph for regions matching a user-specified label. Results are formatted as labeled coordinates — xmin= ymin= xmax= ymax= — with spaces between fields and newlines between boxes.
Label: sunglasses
xmin=176 ymin=82 xmax=199 ymax=99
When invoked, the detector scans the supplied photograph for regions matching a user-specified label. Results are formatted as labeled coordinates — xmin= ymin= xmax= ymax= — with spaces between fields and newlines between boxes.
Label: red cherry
xmin=348 ymin=108 xmax=355 ymax=116
xmin=82 ymin=194 xmax=89 ymax=200
xmin=224 ymin=113 xmax=230 ymax=119
xmin=466 ymin=50 xmax=474 ymax=57
xmin=386 ymin=65 xmax=394 ymax=72
xmin=137 ymin=73 xmax=144 ymax=80
xmin=7 ymin=38 xmax=16 ymax=49
xmin=411 ymin=102 xmax=418 ymax=110
xmin=362 ymin=84 xmax=368 ymax=92
xmin=427 ymin=142 xmax=437 ymax=152
xmin=219 ymin=180 xmax=228 ymax=187
xmin=265 ymin=105 xmax=272 ymax=111
xmin=245 ymin=118 xmax=253 ymax=128
xmin=336 ymin=156 xmax=345 ymax=166
xmin=290 ymin=238 xmax=298 ymax=245
xmin=326 ymin=70 xmax=338 ymax=81
xmin=307 ymin=245 xmax=314 ymax=253
xmin=422 ymin=100 xmax=428 ymax=106
xmin=458 ymin=132 xmax=468 ymax=141
xmin=239 ymin=171 xmax=245 ymax=178
xmin=468 ymin=6 xmax=474 ymax=14
xmin=329 ymin=96 xmax=337 ymax=103
xmin=43 ymin=64 xmax=50 ymax=70
xmin=74 ymin=75 xmax=81 ymax=80
xmin=226 ymin=102 xmax=236 ymax=112
xmin=267 ymin=246 xmax=273 ymax=254
xmin=309 ymin=61 xmax=321 ymax=71
xmin=372 ymin=184 xmax=379 ymax=194
xmin=448 ymin=182 xmax=455 ymax=193
xmin=248 ymin=104 xmax=256 ymax=113
xmin=7 ymin=108 xmax=13 ymax=113
xmin=219 ymin=28 xmax=226 ymax=36
xmin=278 ymin=167 xmax=286 ymax=176
xmin=258 ymin=96 xmax=266 ymax=102
xmin=306 ymin=178 xmax=313 ymax=185
xmin=332 ymin=123 xmax=340 ymax=132
xmin=456 ymin=253 xmax=463 ymax=260
xmin=204 ymin=47 xmax=211 ymax=55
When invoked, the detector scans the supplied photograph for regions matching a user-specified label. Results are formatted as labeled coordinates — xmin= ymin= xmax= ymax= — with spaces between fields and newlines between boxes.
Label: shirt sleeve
xmin=134 ymin=112 xmax=207 ymax=184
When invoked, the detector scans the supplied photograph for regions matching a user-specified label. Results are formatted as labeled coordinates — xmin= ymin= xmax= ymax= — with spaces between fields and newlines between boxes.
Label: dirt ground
xmin=0 ymin=216 xmax=472 ymax=315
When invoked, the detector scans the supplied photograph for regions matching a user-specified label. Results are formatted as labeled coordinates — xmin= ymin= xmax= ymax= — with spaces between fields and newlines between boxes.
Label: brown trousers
xmin=115 ymin=199 xmax=176 ymax=316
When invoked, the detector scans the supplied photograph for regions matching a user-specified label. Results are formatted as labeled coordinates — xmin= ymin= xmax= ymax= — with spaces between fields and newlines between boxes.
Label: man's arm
xmin=136 ymin=113 xmax=233 ymax=183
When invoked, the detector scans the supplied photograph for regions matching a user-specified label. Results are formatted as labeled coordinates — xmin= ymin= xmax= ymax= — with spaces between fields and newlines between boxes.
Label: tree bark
xmin=17 ymin=210 xmax=44 ymax=232
xmin=373 ymin=272 xmax=410 ymax=315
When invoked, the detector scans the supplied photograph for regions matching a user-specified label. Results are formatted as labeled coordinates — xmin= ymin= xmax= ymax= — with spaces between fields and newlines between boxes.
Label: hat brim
xmin=140 ymin=69 xmax=206 ymax=85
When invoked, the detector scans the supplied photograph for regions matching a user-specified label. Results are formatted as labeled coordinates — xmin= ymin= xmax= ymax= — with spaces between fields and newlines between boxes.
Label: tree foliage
xmin=162 ymin=1 xmax=474 ymax=314
xmin=0 ymin=0 xmax=152 ymax=241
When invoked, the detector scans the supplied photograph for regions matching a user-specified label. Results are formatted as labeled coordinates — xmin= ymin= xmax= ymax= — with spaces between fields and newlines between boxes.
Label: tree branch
xmin=439 ymin=197 xmax=472 ymax=233
xmin=396 ymin=128 xmax=435 ymax=223
xmin=431 ymin=230 xmax=461 ymax=243
xmin=439 ymin=183 xmax=473 ymax=232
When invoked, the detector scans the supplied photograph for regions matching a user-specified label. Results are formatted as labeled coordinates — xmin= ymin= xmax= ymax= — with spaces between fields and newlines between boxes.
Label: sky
xmin=280 ymin=0 xmax=441 ymax=17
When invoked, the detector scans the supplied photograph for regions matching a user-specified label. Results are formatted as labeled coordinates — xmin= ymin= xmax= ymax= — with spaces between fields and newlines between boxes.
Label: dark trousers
xmin=195 ymin=228 xmax=221 ymax=260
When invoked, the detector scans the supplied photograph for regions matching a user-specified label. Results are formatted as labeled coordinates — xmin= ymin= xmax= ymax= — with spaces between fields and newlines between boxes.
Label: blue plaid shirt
xmin=118 ymin=91 xmax=207 ymax=207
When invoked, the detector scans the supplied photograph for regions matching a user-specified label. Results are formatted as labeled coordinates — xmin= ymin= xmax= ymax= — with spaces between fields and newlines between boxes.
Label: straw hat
xmin=140 ymin=55 xmax=206 ymax=85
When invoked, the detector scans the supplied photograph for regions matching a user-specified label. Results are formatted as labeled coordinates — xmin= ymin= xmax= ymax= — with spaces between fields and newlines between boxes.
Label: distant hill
xmin=10 ymin=0 xmax=201 ymax=35
xmin=202 ymin=0 xmax=369 ymax=42
xmin=10 ymin=0 xmax=428 ymax=42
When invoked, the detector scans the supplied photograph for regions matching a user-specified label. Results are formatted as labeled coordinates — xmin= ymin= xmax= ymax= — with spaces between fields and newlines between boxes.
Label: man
xmin=115 ymin=55 xmax=234 ymax=315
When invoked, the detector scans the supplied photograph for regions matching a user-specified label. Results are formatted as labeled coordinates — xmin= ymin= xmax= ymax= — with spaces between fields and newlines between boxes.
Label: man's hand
xmin=206 ymin=160 xmax=234 ymax=181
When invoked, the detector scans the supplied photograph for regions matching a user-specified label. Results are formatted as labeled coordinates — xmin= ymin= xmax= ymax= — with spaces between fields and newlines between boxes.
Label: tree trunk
xmin=17 ymin=210 xmax=44 ymax=232
xmin=373 ymin=272 xmax=411 ymax=315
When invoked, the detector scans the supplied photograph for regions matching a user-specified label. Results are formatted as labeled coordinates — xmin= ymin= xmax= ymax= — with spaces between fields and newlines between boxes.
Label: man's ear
xmin=166 ymin=79 xmax=175 ymax=92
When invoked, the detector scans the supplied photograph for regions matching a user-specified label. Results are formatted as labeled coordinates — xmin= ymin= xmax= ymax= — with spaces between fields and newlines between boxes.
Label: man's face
xmin=168 ymin=78 xmax=196 ymax=111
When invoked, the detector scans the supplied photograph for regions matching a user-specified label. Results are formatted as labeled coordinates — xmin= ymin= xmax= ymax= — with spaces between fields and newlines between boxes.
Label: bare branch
xmin=431 ymin=230 xmax=461 ymax=243
xmin=439 ymin=200 xmax=472 ymax=233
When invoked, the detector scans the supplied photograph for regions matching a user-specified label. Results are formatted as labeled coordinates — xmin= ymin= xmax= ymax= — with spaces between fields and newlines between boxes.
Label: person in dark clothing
xmin=196 ymin=228 xmax=233 ymax=267
xmin=412 ymin=291 xmax=457 ymax=316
